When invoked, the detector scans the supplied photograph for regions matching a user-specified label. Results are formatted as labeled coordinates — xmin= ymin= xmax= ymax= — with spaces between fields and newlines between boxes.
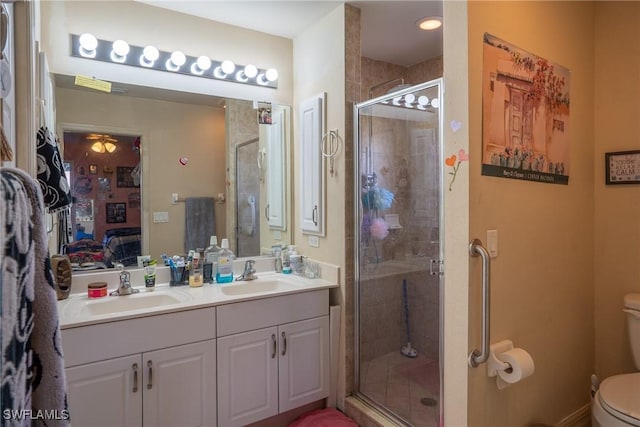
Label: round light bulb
xmin=244 ymin=64 xmax=258 ymax=78
xmin=79 ymin=33 xmax=98 ymax=51
xmin=170 ymin=51 xmax=186 ymax=66
xmin=418 ymin=95 xmax=429 ymax=106
xmin=392 ymin=96 xmax=402 ymax=106
xmin=112 ymin=40 xmax=129 ymax=56
xmin=417 ymin=16 xmax=442 ymax=31
xmin=196 ymin=56 xmax=211 ymax=71
xmin=431 ymin=97 xmax=440 ymax=108
xmin=404 ymin=93 xmax=416 ymax=104
xmin=143 ymin=45 xmax=159 ymax=61
xmin=265 ymin=68 xmax=278 ymax=82
xmin=221 ymin=60 xmax=235 ymax=75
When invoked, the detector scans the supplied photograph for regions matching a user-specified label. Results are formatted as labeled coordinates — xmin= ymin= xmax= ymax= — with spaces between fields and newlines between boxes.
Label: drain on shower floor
xmin=420 ymin=397 xmax=437 ymax=407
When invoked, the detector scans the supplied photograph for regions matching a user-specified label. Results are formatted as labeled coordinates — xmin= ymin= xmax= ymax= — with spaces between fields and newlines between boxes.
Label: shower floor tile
xmin=361 ymin=352 xmax=440 ymax=427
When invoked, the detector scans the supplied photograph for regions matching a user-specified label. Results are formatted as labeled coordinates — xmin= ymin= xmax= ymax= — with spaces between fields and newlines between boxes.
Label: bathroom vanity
xmin=58 ymin=272 xmax=337 ymax=427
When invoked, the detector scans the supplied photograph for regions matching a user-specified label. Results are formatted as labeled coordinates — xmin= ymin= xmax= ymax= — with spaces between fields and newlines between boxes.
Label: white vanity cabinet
xmin=216 ymin=290 xmax=330 ymax=427
xmin=61 ymin=308 xmax=217 ymax=427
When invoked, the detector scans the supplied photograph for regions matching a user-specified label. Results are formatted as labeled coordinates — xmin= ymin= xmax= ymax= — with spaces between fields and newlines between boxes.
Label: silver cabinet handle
xmin=281 ymin=331 xmax=287 ymax=356
xmin=271 ymin=334 xmax=276 ymax=358
xmin=147 ymin=360 xmax=153 ymax=390
xmin=132 ymin=363 xmax=138 ymax=393
xmin=265 ymin=205 xmax=270 ymax=221
xmin=312 ymin=205 xmax=318 ymax=226
xmin=468 ymin=239 xmax=491 ymax=367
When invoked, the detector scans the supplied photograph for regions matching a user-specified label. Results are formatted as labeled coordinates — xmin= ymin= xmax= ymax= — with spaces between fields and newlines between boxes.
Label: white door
xmin=143 ymin=340 xmax=217 ymax=427
xmin=217 ymin=327 xmax=278 ymax=427
xmin=279 ymin=316 xmax=330 ymax=412
xmin=66 ymin=354 xmax=142 ymax=427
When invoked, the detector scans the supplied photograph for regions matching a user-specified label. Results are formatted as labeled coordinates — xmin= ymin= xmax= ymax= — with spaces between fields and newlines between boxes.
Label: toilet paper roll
xmin=497 ymin=348 xmax=535 ymax=384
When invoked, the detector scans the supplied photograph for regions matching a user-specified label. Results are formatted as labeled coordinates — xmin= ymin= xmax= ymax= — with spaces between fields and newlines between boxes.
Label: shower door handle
xmin=468 ymin=239 xmax=491 ymax=368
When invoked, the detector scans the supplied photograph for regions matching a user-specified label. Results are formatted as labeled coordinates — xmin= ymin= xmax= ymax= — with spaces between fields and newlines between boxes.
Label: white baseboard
xmin=556 ymin=403 xmax=591 ymax=427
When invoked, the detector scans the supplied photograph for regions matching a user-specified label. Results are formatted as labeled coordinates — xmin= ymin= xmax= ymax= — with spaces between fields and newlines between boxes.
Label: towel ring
xmin=321 ymin=129 xmax=341 ymax=177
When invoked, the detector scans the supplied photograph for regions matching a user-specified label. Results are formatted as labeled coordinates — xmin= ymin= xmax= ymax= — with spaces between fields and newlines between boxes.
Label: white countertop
xmin=58 ymin=272 xmax=338 ymax=329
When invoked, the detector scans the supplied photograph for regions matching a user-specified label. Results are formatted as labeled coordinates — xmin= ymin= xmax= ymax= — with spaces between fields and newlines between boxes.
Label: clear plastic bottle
xmin=215 ymin=238 xmax=234 ymax=284
xmin=204 ymin=236 xmax=220 ymax=283
xmin=189 ymin=253 xmax=203 ymax=287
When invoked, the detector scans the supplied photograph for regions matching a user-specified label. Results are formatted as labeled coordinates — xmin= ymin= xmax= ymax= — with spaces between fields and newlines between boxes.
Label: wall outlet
xmin=308 ymin=235 xmax=320 ymax=248
xmin=273 ymin=230 xmax=281 ymax=240
xmin=153 ymin=212 xmax=169 ymax=223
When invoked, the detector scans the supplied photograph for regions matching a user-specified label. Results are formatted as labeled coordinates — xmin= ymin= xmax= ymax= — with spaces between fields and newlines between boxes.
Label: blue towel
xmin=185 ymin=197 xmax=215 ymax=252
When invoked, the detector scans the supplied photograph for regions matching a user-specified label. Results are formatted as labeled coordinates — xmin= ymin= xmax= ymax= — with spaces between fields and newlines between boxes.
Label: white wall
xmin=39 ymin=1 xmax=293 ymax=106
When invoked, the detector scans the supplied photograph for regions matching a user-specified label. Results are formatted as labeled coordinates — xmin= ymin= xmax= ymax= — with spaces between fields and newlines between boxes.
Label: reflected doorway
xmin=63 ymin=131 xmax=142 ymax=267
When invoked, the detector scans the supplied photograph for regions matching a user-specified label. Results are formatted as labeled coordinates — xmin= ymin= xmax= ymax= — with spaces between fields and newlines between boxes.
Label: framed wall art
xmin=116 ymin=166 xmax=139 ymax=188
xmin=605 ymin=150 xmax=640 ymax=185
xmin=106 ymin=202 xmax=126 ymax=223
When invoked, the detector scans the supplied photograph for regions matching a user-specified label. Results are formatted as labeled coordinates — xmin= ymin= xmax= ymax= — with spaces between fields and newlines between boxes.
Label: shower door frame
xmin=353 ymin=78 xmax=445 ymax=426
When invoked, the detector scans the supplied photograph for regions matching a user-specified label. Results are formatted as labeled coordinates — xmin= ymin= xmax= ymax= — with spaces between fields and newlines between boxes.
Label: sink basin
xmin=81 ymin=292 xmax=187 ymax=316
xmin=62 ymin=288 xmax=193 ymax=319
xmin=220 ymin=279 xmax=296 ymax=296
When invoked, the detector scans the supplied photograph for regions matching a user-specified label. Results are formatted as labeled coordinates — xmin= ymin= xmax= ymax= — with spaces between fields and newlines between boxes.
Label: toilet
xmin=592 ymin=293 xmax=640 ymax=427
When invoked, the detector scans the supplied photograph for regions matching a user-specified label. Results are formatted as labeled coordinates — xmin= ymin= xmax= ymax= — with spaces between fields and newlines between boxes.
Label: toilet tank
xmin=624 ymin=293 xmax=640 ymax=370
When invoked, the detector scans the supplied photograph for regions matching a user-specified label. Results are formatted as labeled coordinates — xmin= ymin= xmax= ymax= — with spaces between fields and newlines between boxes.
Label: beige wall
xmin=293 ymin=2 xmax=347 ymax=404
xmin=56 ymin=87 xmax=227 ymax=259
xmin=468 ymin=2 xmax=595 ymax=425
xmin=594 ymin=2 xmax=640 ymax=380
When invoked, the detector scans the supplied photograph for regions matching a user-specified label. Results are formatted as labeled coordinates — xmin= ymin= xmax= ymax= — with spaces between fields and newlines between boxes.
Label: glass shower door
xmin=354 ymin=79 xmax=443 ymax=427
xmin=235 ymin=138 xmax=260 ymax=257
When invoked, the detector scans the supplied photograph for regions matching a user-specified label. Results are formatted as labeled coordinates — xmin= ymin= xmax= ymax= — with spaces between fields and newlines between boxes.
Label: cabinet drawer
xmin=62 ymin=308 xmax=216 ymax=367
xmin=217 ymin=290 xmax=328 ymax=336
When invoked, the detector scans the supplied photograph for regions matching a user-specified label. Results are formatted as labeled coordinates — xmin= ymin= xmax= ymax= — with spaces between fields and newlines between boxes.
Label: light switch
xmin=486 ymin=229 xmax=498 ymax=258
xmin=153 ymin=212 xmax=169 ymax=223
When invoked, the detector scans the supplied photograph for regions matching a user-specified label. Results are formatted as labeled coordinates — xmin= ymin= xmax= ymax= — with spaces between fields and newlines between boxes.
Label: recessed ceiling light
xmin=417 ymin=16 xmax=442 ymax=31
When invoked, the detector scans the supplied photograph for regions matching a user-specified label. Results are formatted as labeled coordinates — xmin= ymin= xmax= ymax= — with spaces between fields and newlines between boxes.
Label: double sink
xmin=59 ymin=274 xmax=317 ymax=325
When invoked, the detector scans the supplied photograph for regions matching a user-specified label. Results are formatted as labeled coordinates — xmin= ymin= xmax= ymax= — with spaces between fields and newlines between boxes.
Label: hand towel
xmin=185 ymin=197 xmax=215 ymax=252
xmin=1 ymin=167 xmax=70 ymax=426
xmin=36 ymin=127 xmax=72 ymax=213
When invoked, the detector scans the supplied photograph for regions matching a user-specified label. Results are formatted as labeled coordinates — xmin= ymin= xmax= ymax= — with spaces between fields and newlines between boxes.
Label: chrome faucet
xmin=236 ymin=260 xmax=257 ymax=281
xmin=110 ymin=264 xmax=140 ymax=296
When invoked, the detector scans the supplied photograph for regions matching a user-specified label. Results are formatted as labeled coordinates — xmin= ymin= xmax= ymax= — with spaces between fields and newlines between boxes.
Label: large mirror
xmin=54 ymin=76 xmax=292 ymax=272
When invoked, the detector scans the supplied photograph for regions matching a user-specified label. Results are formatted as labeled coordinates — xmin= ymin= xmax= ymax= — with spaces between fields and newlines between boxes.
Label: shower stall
xmin=354 ymin=79 xmax=444 ymax=427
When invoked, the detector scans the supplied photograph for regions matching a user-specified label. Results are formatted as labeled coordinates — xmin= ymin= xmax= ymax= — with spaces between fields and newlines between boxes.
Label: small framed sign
xmin=605 ymin=150 xmax=640 ymax=185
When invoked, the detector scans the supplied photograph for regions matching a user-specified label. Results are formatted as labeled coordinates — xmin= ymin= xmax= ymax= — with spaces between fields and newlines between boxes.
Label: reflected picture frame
xmin=106 ymin=202 xmax=126 ymax=223
xmin=605 ymin=150 xmax=640 ymax=185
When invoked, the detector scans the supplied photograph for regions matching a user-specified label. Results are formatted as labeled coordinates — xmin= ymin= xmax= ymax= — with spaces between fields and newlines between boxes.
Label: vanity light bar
xmin=70 ymin=34 xmax=278 ymax=89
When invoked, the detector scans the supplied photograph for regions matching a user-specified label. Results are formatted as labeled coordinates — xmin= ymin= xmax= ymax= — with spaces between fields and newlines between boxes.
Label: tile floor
xmin=360 ymin=351 xmax=440 ymax=427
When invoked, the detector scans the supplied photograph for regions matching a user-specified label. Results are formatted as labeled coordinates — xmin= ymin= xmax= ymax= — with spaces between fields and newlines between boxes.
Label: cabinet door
xmin=66 ymin=354 xmax=142 ymax=427
xmin=143 ymin=340 xmax=216 ymax=427
xmin=279 ymin=316 xmax=330 ymax=412
xmin=217 ymin=327 xmax=278 ymax=427
xmin=265 ymin=106 xmax=287 ymax=230
xmin=299 ymin=94 xmax=325 ymax=235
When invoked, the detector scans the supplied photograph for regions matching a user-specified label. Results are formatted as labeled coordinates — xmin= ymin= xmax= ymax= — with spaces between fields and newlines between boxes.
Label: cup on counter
xmin=170 ymin=266 xmax=187 ymax=286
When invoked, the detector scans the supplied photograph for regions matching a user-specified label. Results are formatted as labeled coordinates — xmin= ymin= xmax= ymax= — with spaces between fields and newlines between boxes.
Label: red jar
xmin=87 ymin=282 xmax=108 ymax=298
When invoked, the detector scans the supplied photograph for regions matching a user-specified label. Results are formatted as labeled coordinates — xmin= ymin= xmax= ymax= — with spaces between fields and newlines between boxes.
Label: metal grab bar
xmin=468 ymin=239 xmax=491 ymax=368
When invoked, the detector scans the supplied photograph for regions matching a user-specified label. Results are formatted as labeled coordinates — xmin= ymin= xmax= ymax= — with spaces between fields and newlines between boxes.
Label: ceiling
xmin=134 ymin=1 xmax=443 ymax=67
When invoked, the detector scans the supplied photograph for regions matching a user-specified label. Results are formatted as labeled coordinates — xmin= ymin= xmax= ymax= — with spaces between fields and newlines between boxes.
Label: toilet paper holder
xmin=487 ymin=339 xmax=515 ymax=377
xmin=488 ymin=339 xmax=521 ymax=390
